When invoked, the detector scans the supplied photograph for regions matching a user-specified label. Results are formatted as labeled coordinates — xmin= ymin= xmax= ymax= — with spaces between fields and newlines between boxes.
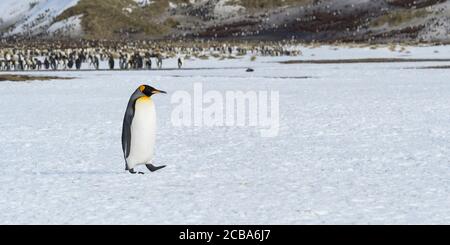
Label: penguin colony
xmin=0 ymin=40 xmax=301 ymax=71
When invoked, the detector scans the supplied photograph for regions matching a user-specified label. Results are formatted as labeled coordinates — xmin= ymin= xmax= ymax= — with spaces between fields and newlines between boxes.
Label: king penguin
xmin=122 ymin=85 xmax=167 ymax=174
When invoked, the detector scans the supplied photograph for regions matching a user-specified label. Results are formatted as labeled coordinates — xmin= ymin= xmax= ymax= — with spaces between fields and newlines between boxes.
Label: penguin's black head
xmin=139 ymin=85 xmax=167 ymax=97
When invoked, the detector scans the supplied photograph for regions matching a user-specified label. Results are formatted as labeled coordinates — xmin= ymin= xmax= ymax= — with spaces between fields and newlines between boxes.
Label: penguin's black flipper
xmin=145 ymin=164 xmax=166 ymax=172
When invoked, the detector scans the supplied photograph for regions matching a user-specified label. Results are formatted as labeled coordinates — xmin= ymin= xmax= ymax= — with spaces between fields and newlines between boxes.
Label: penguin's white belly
xmin=127 ymin=98 xmax=156 ymax=169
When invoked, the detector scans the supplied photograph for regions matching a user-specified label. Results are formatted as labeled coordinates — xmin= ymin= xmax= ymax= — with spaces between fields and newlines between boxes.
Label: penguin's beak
xmin=153 ymin=89 xmax=167 ymax=94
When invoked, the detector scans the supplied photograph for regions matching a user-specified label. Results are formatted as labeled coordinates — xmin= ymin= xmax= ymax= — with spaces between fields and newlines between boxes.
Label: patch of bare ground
xmin=414 ymin=65 xmax=450 ymax=69
xmin=280 ymin=58 xmax=450 ymax=64
xmin=0 ymin=74 xmax=73 ymax=82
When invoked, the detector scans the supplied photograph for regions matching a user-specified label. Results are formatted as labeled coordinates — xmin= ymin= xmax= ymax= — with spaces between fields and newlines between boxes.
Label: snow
xmin=213 ymin=0 xmax=245 ymax=19
xmin=418 ymin=2 xmax=450 ymax=41
xmin=134 ymin=0 xmax=154 ymax=7
xmin=47 ymin=15 xmax=83 ymax=37
xmin=0 ymin=0 xmax=79 ymax=36
xmin=169 ymin=2 xmax=178 ymax=9
xmin=0 ymin=45 xmax=449 ymax=224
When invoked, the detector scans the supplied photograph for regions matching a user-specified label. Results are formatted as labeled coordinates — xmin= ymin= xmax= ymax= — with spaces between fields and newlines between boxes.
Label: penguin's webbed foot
xmin=129 ymin=169 xmax=145 ymax=174
xmin=145 ymin=164 xmax=166 ymax=172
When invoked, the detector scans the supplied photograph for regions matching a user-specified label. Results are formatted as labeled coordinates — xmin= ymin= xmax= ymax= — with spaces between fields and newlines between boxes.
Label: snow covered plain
xmin=0 ymin=45 xmax=449 ymax=224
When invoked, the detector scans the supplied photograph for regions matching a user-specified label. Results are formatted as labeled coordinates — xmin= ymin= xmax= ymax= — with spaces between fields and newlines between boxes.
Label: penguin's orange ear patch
xmin=139 ymin=85 xmax=146 ymax=92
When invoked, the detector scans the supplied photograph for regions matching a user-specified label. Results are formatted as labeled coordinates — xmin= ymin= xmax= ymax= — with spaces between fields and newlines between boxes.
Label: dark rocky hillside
xmin=1 ymin=0 xmax=450 ymax=42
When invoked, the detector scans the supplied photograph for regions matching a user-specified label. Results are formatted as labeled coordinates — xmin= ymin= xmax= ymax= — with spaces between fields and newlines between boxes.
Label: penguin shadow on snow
xmin=31 ymin=170 xmax=123 ymax=176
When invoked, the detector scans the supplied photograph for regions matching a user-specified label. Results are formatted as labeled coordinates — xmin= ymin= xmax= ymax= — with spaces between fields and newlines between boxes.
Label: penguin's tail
xmin=145 ymin=164 xmax=166 ymax=172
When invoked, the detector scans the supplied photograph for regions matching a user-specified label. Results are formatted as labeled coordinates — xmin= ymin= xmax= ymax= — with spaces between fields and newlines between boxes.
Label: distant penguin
xmin=122 ymin=85 xmax=167 ymax=174
xmin=157 ymin=56 xmax=163 ymax=69
xmin=145 ymin=58 xmax=152 ymax=70
xmin=108 ymin=55 xmax=115 ymax=70
xmin=178 ymin=57 xmax=183 ymax=69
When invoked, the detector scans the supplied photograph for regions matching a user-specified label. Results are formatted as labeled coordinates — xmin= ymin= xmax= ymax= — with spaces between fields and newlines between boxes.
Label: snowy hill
xmin=2 ymin=0 xmax=450 ymax=42
xmin=0 ymin=0 xmax=81 ymax=37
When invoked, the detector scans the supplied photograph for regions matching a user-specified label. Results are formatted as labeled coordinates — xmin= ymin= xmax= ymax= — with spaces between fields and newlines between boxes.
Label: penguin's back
xmin=126 ymin=96 xmax=156 ymax=169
